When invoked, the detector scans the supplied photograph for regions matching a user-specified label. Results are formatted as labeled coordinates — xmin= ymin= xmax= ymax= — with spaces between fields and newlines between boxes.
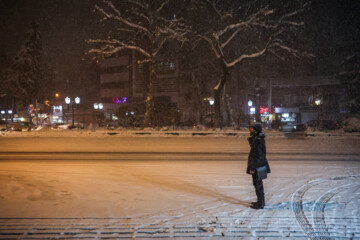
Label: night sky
xmin=0 ymin=0 xmax=359 ymax=107
xmin=0 ymin=0 xmax=101 ymax=107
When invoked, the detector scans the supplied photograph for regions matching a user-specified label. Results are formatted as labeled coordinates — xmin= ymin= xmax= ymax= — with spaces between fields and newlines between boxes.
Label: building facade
xmin=99 ymin=51 xmax=181 ymax=125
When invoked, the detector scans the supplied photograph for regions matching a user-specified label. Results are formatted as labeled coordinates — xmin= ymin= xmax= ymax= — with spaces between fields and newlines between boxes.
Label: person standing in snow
xmin=247 ymin=123 xmax=271 ymax=209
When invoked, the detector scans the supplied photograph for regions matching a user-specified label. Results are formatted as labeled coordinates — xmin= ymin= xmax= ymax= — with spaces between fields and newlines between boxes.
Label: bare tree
xmin=87 ymin=0 xmax=188 ymax=127
xmin=339 ymin=54 xmax=360 ymax=113
xmin=192 ymin=0 xmax=313 ymax=128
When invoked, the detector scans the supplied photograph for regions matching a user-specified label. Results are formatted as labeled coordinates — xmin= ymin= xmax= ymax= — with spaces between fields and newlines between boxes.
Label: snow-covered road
xmin=1 ymin=135 xmax=360 ymax=159
xmin=0 ymin=157 xmax=359 ymax=239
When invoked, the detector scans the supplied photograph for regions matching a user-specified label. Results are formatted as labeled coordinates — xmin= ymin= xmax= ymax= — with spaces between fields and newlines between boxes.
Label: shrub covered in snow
xmin=342 ymin=115 xmax=360 ymax=132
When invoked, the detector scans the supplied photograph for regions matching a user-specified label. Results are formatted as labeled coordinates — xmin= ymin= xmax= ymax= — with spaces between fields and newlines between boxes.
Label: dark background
xmin=0 ymin=0 xmax=359 ymax=108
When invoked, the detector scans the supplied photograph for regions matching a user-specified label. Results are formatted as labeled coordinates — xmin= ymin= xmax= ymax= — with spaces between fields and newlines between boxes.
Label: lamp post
xmin=209 ymin=98 xmax=214 ymax=127
xmin=65 ymin=96 xmax=80 ymax=128
xmin=1 ymin=110 xmax=12 ymax=130
xmin=315 ymin=98 xmax=322 ymax=130
xmin=248 ymin=100 xmax=253 ymax=126
xmin=93 ymin=103 xmax=104 ymax=127
xmin=1 ymin=110 xmax=6 ymax=130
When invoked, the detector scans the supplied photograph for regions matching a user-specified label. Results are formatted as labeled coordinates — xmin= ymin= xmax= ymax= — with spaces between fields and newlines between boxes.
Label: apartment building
xmin=99 ymin=51 xmax=180 ymax=124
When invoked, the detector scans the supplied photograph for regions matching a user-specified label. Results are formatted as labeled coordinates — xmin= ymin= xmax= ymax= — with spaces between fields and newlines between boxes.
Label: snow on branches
xmin=87 ymin=0 xmax=190 ymax=62
xmin=196 ymin=0 xmax=313 ymax=68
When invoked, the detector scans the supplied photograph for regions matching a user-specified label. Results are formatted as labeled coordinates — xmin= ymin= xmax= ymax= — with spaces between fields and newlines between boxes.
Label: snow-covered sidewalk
xmin=0 ymin=160 xmax=359 ymax=239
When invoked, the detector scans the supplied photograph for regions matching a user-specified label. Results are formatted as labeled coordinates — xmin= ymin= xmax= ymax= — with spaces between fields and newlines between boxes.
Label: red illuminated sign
xmin=260 ymin=107 xmax=269 ymax=114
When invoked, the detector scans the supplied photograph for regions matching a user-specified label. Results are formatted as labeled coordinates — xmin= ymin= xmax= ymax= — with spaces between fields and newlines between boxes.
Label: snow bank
xmin=0 ymin=126 xmax=357 ymax=138
xmin=343 ymin=115 xmax=360 ymax=132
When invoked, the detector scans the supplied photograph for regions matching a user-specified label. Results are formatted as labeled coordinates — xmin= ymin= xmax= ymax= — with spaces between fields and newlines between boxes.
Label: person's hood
xmin=250 ymin=132 xmax=266 ymax=138
xmin=258 ymin=132 xmax=266 ymax=138
xmin=250 ymin=123 xmax=262 ymax=132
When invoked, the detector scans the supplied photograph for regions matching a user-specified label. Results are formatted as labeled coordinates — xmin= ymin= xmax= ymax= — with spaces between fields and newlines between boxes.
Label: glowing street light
xmin=315 ymin=99 xmax=321 ymax=106
xmin=65 ymin=97 xmax=81 ymax=128
xmin=314 ymin=98 xmax=322 ymax=129
xmin=93 ymin=103 xmax=103 ymax=110
xmin=1 ymin=109 xmax=13 ymax=130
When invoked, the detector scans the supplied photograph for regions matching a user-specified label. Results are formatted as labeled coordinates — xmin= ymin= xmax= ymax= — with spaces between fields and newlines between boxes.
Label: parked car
xmin=9 ymin=122 xmax=36 ymax=131
xmin=51 ymin=123 xmax=71 ymax=129
xmin=279 ymin=122 xmax=306 ymax=132
xmin=305 ymin=120 xmax=340 ymax=130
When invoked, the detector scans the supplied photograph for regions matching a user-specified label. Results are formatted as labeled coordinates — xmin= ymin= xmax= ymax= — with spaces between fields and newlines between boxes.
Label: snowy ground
xmin=0 ymin=133 xmax=359 ymax=239
xmin=0 ymin=159 xmax=359 ymax=239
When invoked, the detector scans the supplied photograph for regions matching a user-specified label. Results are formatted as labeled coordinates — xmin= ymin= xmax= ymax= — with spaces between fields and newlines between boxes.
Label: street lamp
xmin=65 ymin=96 xmax=80 ymax=128
xmin=248 ymin=100 xmax=254 ymax=126
xmin=93 ymin=103 xmax=103 ymax=110
xmin=314 ymin=98 xmax=322 ymax=129
xmin=93 ymin=103 xmax=104 ymax=128
xmin=65 ymin=97 xmax=71 ymax=105
xmin=1 ymin=109 xmax=13 ymax=130
xmin=208 ymin=98 xmax=215 ymax=127
xmin=0 ymin=111 xmax=5 ymax=129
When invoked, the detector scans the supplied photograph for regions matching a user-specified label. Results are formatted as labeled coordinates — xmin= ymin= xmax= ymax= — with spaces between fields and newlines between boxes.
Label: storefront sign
xmin=53 ymin=106 xmax=63 ymax=117
xmin=112 ymin=97 xmax=127 ymax=104
xmin=260 ymin=107 xmax=269 ymax=114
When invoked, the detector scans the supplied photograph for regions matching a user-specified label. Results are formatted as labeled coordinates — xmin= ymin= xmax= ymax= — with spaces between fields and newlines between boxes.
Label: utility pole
xmin=35 ymin=99 xmax=39 ymax=126
xmin=268 ymin=79 xmax=272 ymax=128
xmin=268 ymin=79 xmax=272 ymax=112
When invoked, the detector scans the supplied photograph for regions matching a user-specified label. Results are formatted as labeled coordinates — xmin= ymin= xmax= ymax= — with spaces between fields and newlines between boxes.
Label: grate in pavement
xmin=0 ymin=217 xmax=359 ymax=239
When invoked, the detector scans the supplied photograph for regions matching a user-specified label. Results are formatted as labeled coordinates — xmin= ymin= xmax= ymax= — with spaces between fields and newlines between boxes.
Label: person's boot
xmin=258 ymin=191 xmax=265 ymax=209
xmin=250 ymin=202 xmax=264 ymax=209
xmin=251 ymin=185 xmax=265 ymax=209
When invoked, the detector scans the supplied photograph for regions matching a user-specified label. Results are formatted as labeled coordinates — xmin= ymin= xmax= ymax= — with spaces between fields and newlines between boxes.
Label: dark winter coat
xmin=246 ymin=132 xmax=271 ymax=174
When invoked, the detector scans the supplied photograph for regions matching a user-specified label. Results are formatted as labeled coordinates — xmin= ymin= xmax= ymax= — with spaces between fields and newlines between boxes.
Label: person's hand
xmin=249 ymin=170 xmax=254 ymax=174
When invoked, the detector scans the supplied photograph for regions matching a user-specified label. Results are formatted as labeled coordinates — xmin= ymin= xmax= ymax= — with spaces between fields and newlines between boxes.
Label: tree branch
xmin=95 ymin=3 xmax=152 ymax=38
xmin=88 ymin=39 xmax=151 ymax=58
xmin=156 ymin=0 xmax=170 ymax=13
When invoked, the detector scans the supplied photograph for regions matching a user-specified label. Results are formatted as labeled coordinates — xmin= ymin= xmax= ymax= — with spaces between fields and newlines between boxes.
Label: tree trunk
xmin=224 ymin=83 xmax=236 ymax=128
xmin=191 ymin=72 xmax=203 ymax=125
xmin=214 ymin=63 xmax=228 ymax=128
xmin=143 ymin=60 xmax=156 ymax=127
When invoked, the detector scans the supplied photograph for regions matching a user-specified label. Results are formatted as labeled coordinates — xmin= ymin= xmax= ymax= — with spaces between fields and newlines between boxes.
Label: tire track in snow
xmin=312 ymin=183 xmax=353 ymax=239
xmin=291 ymin=175 xmax=360 ymax=240
xmin=291 ymin=179 xmax=327 ymax=240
